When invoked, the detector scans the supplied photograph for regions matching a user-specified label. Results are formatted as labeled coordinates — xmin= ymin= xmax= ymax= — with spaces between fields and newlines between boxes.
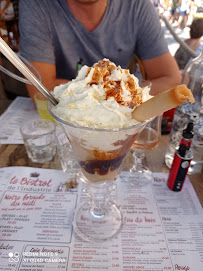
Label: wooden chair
xmin=127 ymin=54 xmax=147 ymax=80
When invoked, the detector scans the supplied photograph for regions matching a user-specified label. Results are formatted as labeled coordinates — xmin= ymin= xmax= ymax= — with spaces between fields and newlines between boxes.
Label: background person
xmin=0 ymin=0 xmax=10 ymax=16
xmin=168 ymin=0 xmax=179 ymax=23
xmin=0 ymin=0 xmax=18 ymax=50
xmin=174 ymin=18 xmax=203 ymax=70
xmin=172 ymin=2 xmax=182 ymax=25
xmin=19 ymin=0 xmax=181 ymax=102
xmin=177 ymin=0 xmax=191 ymax=29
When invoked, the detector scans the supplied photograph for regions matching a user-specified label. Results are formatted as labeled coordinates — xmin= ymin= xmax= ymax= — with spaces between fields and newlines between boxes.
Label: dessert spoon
xmin=0 ymin=37 xmax=58 ymax=106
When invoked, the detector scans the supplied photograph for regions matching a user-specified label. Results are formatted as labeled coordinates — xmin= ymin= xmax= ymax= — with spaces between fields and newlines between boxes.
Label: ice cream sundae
xmin=51 ymin=59 xmax=152 ymax=182
xmin=51 ymin=59 xmax=194 ymax=183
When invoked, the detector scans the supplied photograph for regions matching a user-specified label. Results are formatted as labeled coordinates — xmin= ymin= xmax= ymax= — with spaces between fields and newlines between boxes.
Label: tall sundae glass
xmin=48 ymin=104 xmax=150 ymax=241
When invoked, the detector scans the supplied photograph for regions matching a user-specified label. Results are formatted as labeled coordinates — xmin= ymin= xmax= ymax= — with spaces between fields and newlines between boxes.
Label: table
xmin=0 ymin=98 xmax=203 ymax=271
xmin=0 ymin=99 xmax=202 ymax=206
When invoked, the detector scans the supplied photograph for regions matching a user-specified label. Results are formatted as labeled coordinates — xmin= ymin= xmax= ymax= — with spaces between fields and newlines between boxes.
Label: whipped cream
xmin=52 ymin=59 xmax=152 ymax=129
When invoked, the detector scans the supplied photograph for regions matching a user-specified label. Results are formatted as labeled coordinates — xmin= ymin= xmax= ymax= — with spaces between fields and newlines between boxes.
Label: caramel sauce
xmin=93 ymin=149 xmax=119 ymax=160
xmin=87 ymin=59 xmax=142 ymax=108
xmin=89 ymin=67 xmax=101 ymax=86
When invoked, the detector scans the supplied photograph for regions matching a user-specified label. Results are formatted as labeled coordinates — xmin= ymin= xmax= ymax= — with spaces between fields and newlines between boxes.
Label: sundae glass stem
xmin=86 ymin=182 xmax=114 ymax=217
xmin=91 ymin=196 xmax=106 ymax=217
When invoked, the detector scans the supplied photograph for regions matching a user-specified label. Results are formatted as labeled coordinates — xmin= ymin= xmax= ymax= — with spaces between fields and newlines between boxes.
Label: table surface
xmin=0 ymin=99 xmax=203 ymax=207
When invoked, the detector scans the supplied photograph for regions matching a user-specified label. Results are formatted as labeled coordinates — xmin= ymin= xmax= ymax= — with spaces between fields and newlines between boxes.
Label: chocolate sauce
xmin=79 ymin=154 xmax=126 ymax=175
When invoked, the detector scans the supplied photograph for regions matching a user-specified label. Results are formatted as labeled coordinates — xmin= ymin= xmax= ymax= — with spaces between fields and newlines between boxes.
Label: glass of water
xmin=20 ymin=119 xmax=57 ymax=163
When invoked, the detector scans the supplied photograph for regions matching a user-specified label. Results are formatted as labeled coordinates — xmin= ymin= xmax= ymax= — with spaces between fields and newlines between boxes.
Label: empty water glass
xmin=20 ymin=119 xmax=57 ymax=163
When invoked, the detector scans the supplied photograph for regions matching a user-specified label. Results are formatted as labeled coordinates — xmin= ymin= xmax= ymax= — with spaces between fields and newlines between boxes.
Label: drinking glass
xmin=34 ymin=92 xmax=55 ymax=121
xmin=20 ymin=119 xmax=57 ymax=163
xmin=126 ymin=114 xmax=162 ymax=185
xmin=48 ymin=103 xmax=151 ymax=242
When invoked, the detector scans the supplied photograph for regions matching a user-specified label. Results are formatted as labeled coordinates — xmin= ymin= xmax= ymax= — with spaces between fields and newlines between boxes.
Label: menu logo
xmin=8 ymin=252 xmax=19 ymax=262
xmin=175 ymin=264 xmax=190 ymax=271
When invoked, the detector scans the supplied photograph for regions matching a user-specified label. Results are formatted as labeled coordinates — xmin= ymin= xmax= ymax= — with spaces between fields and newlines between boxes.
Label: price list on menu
xmin=0 ymin=167 xmax=202 ymax=271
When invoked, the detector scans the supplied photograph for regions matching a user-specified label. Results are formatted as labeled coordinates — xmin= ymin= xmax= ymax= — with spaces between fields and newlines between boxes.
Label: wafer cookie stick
xmin=132 ymin=85 xmax=195 ymax=122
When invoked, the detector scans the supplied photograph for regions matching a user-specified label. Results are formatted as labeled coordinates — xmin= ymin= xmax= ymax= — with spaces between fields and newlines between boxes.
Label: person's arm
xmin=134 ymin=1 xmax=181 ymax=95
xmin=25 ymin=62 xmax=69 ymax=102
xmin=142 ymin=52 xmax=182 ymax=95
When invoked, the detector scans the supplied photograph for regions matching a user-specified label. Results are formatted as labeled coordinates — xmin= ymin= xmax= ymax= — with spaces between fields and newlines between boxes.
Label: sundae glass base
xmin=73 ymin=181 xmax=123 ymax=242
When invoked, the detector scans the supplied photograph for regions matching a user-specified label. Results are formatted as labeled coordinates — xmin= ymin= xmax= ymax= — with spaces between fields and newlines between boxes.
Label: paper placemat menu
xmin=0 ymin=167 xmax=202 ymax=271
xmin=0 ymin=97 xmax=40 ymax=144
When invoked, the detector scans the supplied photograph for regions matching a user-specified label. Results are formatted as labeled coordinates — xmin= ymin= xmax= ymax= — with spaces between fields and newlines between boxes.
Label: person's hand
xmin=0 ymin=9 xmax=4 ymax=16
